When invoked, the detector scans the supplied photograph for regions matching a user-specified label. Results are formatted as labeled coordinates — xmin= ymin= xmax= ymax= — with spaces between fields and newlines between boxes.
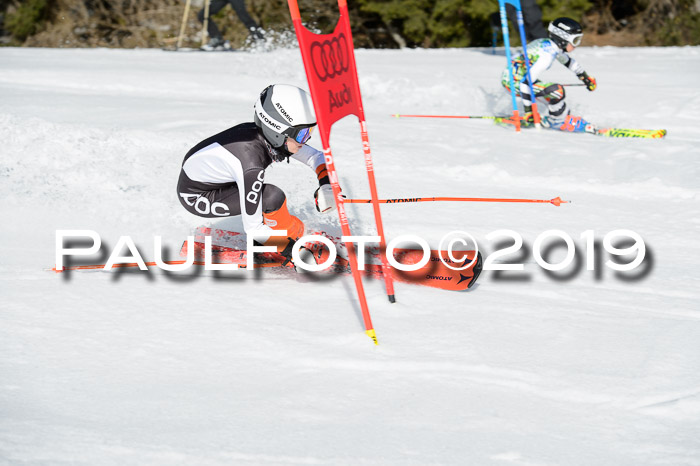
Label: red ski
xmin=180 ymin=227 xmax=482 ymax=291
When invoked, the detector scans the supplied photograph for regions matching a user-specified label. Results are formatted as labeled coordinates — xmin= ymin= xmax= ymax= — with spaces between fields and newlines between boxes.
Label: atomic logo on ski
xmin=457 ymin=274 xmax=471 ymax=285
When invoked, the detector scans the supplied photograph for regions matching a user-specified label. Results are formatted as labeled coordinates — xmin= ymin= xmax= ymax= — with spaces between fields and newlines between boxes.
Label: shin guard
xmin=262 ymin=199 xmax=305 ymax=254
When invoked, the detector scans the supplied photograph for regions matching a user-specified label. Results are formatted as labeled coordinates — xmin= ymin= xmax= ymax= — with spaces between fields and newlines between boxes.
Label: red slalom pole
xmin=345 ymin=196 xmax=570 ymax=206
xmin=288 ymin=0 xmax=382 ymax=344
xmin=392 ymin=114 xmax=514 ymax=120
xmin=359 ymin=120 xmax=396 ymax=303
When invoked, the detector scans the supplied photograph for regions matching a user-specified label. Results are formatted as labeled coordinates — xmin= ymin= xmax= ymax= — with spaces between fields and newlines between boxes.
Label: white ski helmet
xmin=254 ymin=84 xmax=317 ymax=149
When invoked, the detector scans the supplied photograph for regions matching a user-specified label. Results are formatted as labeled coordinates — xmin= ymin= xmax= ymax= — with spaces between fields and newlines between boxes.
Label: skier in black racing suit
xmin=177 ymin=84 xmax=335 ymax=262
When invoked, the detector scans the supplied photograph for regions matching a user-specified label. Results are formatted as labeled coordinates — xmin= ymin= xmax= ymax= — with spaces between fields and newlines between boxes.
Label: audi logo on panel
xmin=310 ymin=34 xmax=350 ymax=82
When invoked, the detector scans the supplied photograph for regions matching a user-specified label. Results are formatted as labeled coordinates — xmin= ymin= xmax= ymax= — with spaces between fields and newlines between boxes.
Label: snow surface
xmin=1 ymin=45 xmax=699 ymax=465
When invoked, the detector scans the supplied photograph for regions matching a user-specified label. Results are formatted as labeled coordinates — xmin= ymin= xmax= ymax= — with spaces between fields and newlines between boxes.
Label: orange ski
xmin=180 ymin=227 xmax=483 ymax=291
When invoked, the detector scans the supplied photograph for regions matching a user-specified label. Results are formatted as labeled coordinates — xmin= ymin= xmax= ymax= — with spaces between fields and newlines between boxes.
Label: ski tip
xmin=366 ymin=329 xmax=379 ymax=345
xmin=392 ymin=114 xmax=400 ymax=118
xmin=466 ymin=251 xmax=483 ymax=289
xmin=597 ymin=127 xmax=667 ymax=139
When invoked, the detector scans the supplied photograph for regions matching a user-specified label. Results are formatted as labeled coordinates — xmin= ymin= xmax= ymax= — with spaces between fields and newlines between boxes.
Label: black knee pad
xmin=261 ymin=184 xmax=286 ymax=213
xmin=544 ymin=84 xmax=565 ymax=104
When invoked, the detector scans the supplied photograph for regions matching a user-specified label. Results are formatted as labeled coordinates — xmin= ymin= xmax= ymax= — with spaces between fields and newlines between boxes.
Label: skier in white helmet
xmin=501 ymin=17 xmax=598 ymax=133
xmin=177 ymin=84 xmax=335 ymax=263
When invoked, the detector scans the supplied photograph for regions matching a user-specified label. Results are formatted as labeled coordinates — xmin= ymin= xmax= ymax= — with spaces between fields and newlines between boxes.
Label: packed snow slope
xmin=1 ymin=46 xmax=699 ymax=465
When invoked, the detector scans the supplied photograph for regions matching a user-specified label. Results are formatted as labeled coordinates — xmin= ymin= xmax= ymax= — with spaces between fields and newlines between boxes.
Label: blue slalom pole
xmin=498 ymin=0 xmax=521 ymax=131
xmin=515 ymin=8 xmax=541 ymax=128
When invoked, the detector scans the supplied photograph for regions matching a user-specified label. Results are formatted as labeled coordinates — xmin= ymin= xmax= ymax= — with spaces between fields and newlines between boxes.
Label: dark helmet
xmin=253 ymin=84 xmax=316 ymax=150
xmin=548 ymin=17 xmax=583 ymax=49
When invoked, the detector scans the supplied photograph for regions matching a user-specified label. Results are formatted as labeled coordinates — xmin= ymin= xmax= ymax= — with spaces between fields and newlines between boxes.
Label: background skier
xmin=177 ymin=84 xmax=335 ymax=263
xmin=490 ymin=0 xmax=547 ymax=43
xmin=198 ymin=0 xmax=264 ymax=51
xmin=501 ymin=17 xmax=598 ymax=133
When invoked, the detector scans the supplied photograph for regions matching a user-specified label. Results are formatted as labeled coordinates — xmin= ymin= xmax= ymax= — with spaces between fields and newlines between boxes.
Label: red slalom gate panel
xmin=287 ymin=0 xmax=395 ymax=343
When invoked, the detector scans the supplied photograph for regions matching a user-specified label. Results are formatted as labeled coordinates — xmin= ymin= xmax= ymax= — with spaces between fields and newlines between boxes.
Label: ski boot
xmin=277 ymin=239 xmax=331 ymax=273
xmin=250 ymin=27 xmax=265 ymax=41
xmin=520 ymin=105 xmax=535 ymax=128
xmin=200 ymin=38 xmax=232 ymax=52
xmin=293 ymin=233 xmax=348 ymax=273
xmin=543 ymin=114 xmax=597 ymax=134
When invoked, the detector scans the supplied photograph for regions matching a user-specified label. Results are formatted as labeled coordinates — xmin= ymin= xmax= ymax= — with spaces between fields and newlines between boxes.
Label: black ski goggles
xmin=284 ymin=125 xmax=315 ymax=144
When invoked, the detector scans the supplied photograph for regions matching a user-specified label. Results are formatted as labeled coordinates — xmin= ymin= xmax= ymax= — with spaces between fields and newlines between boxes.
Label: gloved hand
xmin=578 ymin=72 xmax=597 ymax=91
xmin=314 ymin=184 xmax=336 ymax=213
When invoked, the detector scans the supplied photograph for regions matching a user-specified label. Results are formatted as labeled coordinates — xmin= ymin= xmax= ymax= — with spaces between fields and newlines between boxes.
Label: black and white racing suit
xmin=177 ymin=122 xmax=326 ymax=244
